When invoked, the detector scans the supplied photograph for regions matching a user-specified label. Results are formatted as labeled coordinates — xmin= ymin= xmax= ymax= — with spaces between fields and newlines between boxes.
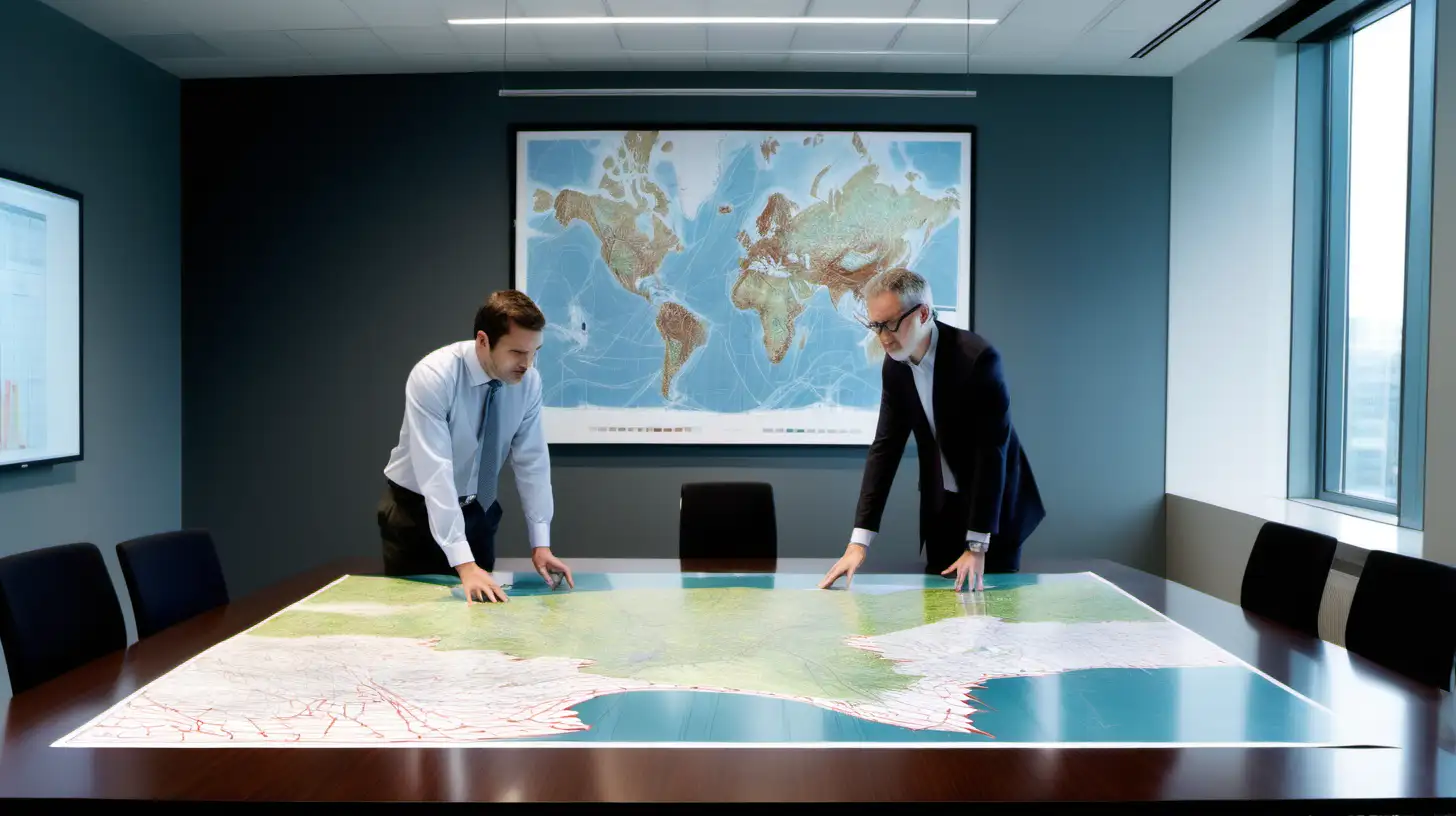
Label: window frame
xmin=1290 ymin=0 xmax=1433 ymax=529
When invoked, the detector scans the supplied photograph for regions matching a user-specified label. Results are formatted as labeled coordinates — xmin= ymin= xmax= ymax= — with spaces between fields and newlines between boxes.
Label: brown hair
xmin=474 ymin=290 xmax=546 ymax=346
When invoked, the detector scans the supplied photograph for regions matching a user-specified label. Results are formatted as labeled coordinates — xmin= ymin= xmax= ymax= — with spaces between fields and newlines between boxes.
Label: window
xmin=1292 ymin=0 xmax=1432 ymax=528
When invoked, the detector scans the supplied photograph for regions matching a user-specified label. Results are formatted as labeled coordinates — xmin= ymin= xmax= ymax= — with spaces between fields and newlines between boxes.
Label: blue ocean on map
xmin=518 ymin=131 xmax=967 ymax=414
xmin=522 ymin=667 xmax=1330 ymax=745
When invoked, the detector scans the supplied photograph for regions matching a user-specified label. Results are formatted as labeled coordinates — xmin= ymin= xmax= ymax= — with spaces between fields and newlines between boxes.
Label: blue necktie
xmin=475 ymin=379 xmax=503 ymax=508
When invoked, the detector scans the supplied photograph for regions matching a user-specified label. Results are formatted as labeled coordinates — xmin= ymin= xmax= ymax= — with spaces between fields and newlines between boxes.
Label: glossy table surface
xmin=2 ymin=555 xmax=1454 ymax=804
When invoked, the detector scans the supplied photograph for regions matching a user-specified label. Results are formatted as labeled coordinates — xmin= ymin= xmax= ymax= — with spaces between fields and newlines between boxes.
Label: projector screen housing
xmin=0 ymin=168 xmax=82 ymax=472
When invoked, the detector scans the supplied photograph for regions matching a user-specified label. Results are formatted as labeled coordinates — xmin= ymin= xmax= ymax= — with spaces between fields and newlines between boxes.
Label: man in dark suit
xmin=819 ymin=268 xmax=1045 ymax=592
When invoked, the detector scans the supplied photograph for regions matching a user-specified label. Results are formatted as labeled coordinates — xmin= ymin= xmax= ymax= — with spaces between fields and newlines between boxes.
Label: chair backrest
xmin=679 ymin=482 xmax=777 ymax=560
xmin=116 ymin=529 xmax=230 ymax=639
xmin=1239 ymin=521 xmax=1337 ymax=637
xmin=0 ymin=542 xmax=127 ymax=695
xmin=1345 ymin=550 xmax=1456 ymax=690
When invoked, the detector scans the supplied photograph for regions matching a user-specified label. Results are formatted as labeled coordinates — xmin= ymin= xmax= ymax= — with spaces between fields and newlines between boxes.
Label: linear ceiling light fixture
xmin=450 ymin=16 xmax=999 ymax=26
xmin=497 ymin=88 xmax=977 ymax=98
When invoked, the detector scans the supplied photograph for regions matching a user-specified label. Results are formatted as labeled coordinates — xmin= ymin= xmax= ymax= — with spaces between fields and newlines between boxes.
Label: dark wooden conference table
xmin=1 ymin=554 xmax=1454 ymax=807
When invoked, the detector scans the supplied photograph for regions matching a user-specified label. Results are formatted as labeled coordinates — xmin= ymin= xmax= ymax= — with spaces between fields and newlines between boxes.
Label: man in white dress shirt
xmin=379 ymin=290 xmax=573 ymax=603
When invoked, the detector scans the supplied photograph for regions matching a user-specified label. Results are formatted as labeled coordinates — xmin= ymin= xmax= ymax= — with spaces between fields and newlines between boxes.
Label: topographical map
xmin=56 ymin=573 xmax=1340 ymax=748
xmin=514 ymin=128 xmax=972 ymax=444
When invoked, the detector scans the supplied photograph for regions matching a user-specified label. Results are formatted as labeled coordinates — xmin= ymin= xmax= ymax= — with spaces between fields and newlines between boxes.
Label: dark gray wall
xmin=0 ymin=0 xmax=181 ymax=697
xmin=182 ymin=72 xmax=1169 ymax=597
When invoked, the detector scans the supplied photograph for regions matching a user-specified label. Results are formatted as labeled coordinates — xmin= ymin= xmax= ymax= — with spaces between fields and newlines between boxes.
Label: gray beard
xmin=888 ymin=323 xmax=930 ymax=363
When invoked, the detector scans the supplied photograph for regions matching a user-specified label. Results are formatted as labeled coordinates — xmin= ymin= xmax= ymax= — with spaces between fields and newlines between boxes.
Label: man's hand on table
xmin=455 ymin=561 xmax=508 ymax=604
xmin=818 ymin=543 xmax=868 ymax=589
xmin=532 ymin=547 xmax=575 ymax=590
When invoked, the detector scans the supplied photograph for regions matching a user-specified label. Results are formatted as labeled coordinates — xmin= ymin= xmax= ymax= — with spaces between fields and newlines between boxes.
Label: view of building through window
xmin=1343 ymin=2 xmax=1411 ymax=504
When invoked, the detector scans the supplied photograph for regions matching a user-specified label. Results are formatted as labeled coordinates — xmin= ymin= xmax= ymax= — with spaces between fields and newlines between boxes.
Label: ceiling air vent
xmin=1132 ymin=0 xmax=1224 ymax=58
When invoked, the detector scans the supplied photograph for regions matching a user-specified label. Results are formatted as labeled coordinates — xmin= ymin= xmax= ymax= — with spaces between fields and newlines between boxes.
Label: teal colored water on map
xmin=521 ymin=664 xmax=1330 ymax=744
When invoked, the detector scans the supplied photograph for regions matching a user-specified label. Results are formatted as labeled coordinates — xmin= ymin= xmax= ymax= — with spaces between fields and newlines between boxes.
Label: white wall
xmin=1425 ymin=0 xmax=1456 ymax=566
xmin=1169 ymin=9 xmax=1455 ymax=598
xmin=1165 ymin=39 xmax=1298 ymax=597
xmin=1167 ymin=39 xmax=1297 ymax=510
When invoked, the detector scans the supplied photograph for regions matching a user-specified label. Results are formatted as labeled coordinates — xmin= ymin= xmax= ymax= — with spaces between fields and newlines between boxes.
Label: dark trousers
xmin=923 ymin=490 xmax=1022 ymax=576
xmin=378 ymin=479 xmax=502 ymax=576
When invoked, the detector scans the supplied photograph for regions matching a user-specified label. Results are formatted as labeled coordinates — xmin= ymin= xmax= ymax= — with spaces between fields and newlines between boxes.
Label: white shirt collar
xmin=460 ymin=340 xmax=491 ymax=387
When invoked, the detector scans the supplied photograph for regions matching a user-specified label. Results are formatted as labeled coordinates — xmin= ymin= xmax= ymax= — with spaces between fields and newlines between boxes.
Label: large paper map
xmin=56 ymin=572 xmax=1341 ymax=748
xmin=513 ymin=128 xmax=971 ymax=445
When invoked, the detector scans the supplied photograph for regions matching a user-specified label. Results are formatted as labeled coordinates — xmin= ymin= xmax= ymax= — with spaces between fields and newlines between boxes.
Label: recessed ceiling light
xmin=448 ymin=16 xmax=998 ymax=26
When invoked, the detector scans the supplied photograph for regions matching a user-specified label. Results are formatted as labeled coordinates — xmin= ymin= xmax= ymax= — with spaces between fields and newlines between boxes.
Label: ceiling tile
xmin=155 ymin=57 xmax=282 ymax=78
xmin=880 ymin=53 xmax=973 ymax=73
xmin=1050 ymin=55 xmax=1153 ymax=76
xmin=892 ymin=24 xmax=988 ymax=53
xmin=705 ymin=0 xmax=808 ymax=16
xmin=973 ymin=0 xmax=1117 ymax=57
xmin=786 ymin=52 xmax=882 ymax=71
xmin=790 ymin=24 xmax=902 ymax=51
xmin=42 ymin=0 xmax=188 ymax=36
xmin=384 ymin=53 xmax=494 ymax=72
xmin=706 ymin=52 xmax=789 ymax=70
xmin=460 ymin=25 xmax=553 ymax=53
xmin=1122 ymin=0 xmax=1288 ymax=75
xmin=511 ymin=0 xmax=608 ymax=16
xmin=40 ymin=0 xmax=1295 ymax=80
xmin=606 ymin=0 xmax=709 ymax=15
xmin=453 ymin=26 xmax=512 ymax=52
xmin=1063 ymin=28 xmax=1153 ymax=60
xmin=617 ymin=24 xmax=706 ymax=50
xmin=198 ymin=30 xmax=310 ymax=58
xmin=531 ymin=25 xmax=624 ymax=52
xmin=962 ymin=53 xmax=1044 ymax=72
xmin=911 ymin=0 xmax=1020 ymax=19
xmin=544 ymin=53 xmax=628 ymax=69
xmin=343 ymin=0 xmax=505 ymax=27
xmin=707 ymin=24 xmax=796 ymax=52
xmin=372 ymin=25 xmax=466 ymax=54
xmin=342 ymin=0 xmax=444 ymax=26
xmin=1093 ymin=0 xmax=1200 ymax=32
xmin=151 ymin=0 xmax=367 ymax=32
xmin=439 ymin=0 xmax=509 ymax=18
xmin=286 ymin=28 xmax=395 ymax=57
xmin=118 ymin=32 xmax=224 ymax=59
xmin=628 ymin=53 xmax=710 ymax=70
xmin=292 ymin=56 xmax=409 ymax=74
xmin=502 ymin=53 xmax=554 ymax=69
xmin=805 ymin=0 xmax=912 ymax=16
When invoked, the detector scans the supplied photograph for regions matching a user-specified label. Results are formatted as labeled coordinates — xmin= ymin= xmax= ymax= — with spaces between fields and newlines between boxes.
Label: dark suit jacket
xmin=854 ymin=321 xmax=1045 ymax=552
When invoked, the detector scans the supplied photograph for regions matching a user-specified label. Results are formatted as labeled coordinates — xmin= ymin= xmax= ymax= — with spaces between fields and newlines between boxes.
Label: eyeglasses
xmin=858 ymin=304 xmax=923 ymax=335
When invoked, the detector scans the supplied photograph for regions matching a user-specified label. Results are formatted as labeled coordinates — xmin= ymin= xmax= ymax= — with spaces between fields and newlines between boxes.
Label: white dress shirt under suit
xmin=383 ymin=340 xmax=554 ymax=568
xmin=850 ymin=322 xmax=991 ymax=553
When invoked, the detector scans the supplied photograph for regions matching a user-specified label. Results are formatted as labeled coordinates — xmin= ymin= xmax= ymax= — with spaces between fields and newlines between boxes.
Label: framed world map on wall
xmin=511 ymin=125 xmax=974 ymax=446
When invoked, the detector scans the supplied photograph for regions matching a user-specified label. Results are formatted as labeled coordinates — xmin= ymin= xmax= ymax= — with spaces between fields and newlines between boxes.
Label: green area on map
xmin=249 ymin=575 xmax=1159 ymax=703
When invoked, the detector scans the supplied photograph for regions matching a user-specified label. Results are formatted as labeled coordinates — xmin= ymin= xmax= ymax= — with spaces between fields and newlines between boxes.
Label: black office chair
xmin=679 ymin=482 xmax=777 ymax=560
xmin=116 ymin=529 xmax=230 ymax=639
xmin=0 ymin=542 xmax=127 ymax=695
xmin=1345 ymin=550 xmax=1456 ymax=690
xmin=1239 ymin=521 xmax=1337 ymax=637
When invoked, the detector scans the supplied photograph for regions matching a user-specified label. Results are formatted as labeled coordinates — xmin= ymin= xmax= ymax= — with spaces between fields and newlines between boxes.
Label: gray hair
xmin=863 ymin=267 xmax=934 ymax=312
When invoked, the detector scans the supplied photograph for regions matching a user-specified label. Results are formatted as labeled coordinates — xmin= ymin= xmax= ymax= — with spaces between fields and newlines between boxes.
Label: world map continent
xmin=531 ymin=130 xmax=961 ymax=397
